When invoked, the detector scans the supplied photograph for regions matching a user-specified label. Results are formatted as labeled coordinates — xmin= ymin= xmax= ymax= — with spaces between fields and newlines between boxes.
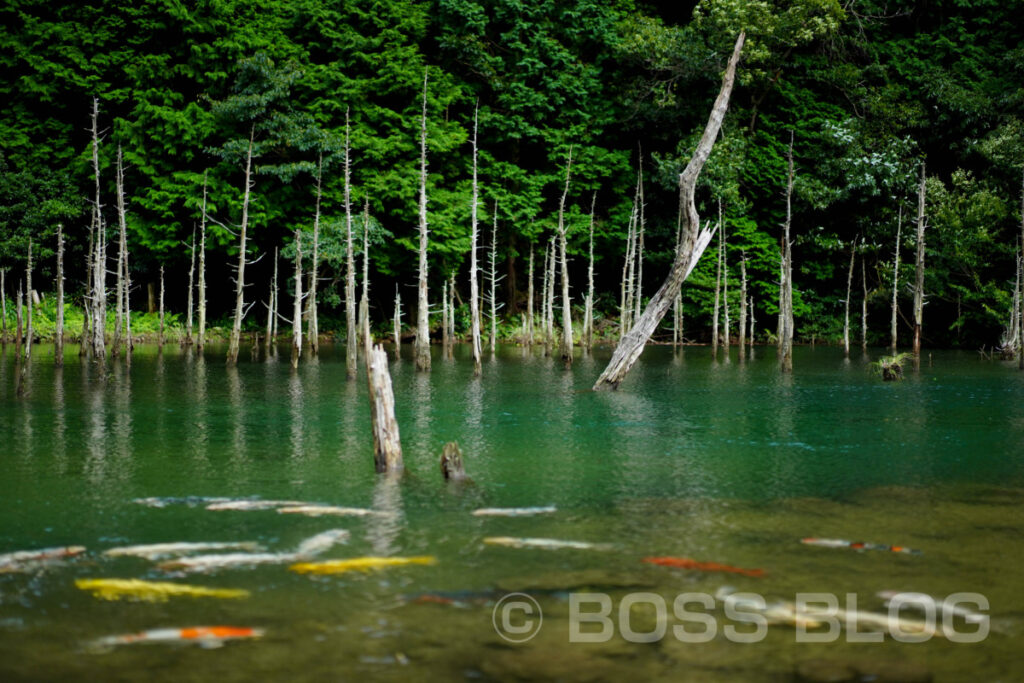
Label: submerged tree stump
xmin=440 ymin=442 xmax=467 ymax=482
xmin=367 ymin=343 xmax=403 ymax=473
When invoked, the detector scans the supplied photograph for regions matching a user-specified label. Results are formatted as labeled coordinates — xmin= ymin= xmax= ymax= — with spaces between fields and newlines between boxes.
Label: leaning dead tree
xmin=778 ymin=133 xmax=795 ymax=373
xmin=556 ymin=148 xmax=574 ymax=365
xmin=414 ymin=71 xmax=432 ymax=372
xmin=593 ymin=32 xmax=745 ymax=390
xmin=226 ymin=125 xmax=256 ymax=365
xmin=912 ymin=161 xmax=927 ymax=356
xmin=469 ymin=103 xmax=483 ymax=374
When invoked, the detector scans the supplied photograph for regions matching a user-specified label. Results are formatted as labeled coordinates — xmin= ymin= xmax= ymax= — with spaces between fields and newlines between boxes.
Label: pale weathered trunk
xmin=15 ymin=282 xmax=23 ymax=352
xmin=721 ymin=205 xmax=730 ymax=353
xmin=414 ymin=72 xmax=432 ymax=372
xmin=526 ymin=243 xmax=535 ymax=346
xmin=0 ymin=268 xmax=6 ymax=343
xmin=1020 ymin=168 xmax=1024 ymax=371
xmin=344 ymin=110 xmax=358 ymax=378
xmin=265 ymin=248 xmax=276 ymax=355
xmin=158 ymin=265 xmax=165 ymax=349
xmin=112 ymin=146 xmax=126 ymax=358
xmin=442 ymin=279 xmax=450 ymax=355
xmin=891 ymin=205 xmax=903 ymax=354
xmin=778 ymin=134 xmax=795 ymax=373
xmin=490 ymin=205 xmax=499 ymax=354
xmin=861 ymin=254 xmax=868 ymax=351
xmin=540 ymin=241 xmax=550 ymax=351
xmin=712 ymin=201 xmax=723 ymax=357
xmin=90 ymin=98 xmax=107 ymax=360
xmin=544 ymin=237 xmax=555 ymax=354
xmin=360 ymin=200 xmax=371 ymax=344
xmin=292 ymin=224 xmax=303 ymax=369
xmin=673 ymin=293 xmax=682 ymax=347
xmin=227 ymin=126 xmax=256 ymax=365
xmin=843 ymin=239 xmax=857 ymax=357
xmin=185 ymin=227 xmax=195 ymax=346
xmin=556 ymin=149 xmax=574 ymax=365
xmin=583 ymin=193 xmax=596 ymax=352
xmin=197 ymin=174 xmax=208 ymax=353
xmin=912 ymin=162 xmax=927 ymax=356
xmin=393 ymin=285 xmax=402 ymax=355
xmin=81 ymin=220 xmax=92 ymax=357
xmin=633 ymin=170 xmax=645 ymax=325
xmin=55 ymin=226 xmax=65 ymax=366
xmin=308 ymin=154 xmax=323 ymax=357
xmin=749 ymin=295 xmax=755 ymax=352
xmin=24 ymin=241 xmax=33 ymax=362
xmin=620 ymin=183 xmax=638 ymax=339
xmin=594 ymin=32 xmax=744 ymax=390
xmin=739 ymin=252 xmax=747 ymax=357
xmin=448 ymin=272 xmax=455 ymax=359
xmin=366 ymin=343 xmax=403 ymax=473
xmin=469 ymin=104 xmax=482 ymax=373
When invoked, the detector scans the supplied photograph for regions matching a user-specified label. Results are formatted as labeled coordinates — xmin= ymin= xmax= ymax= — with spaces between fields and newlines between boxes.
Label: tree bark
xmin=343 ymin=111 xmax=358 ymax=378
xmin=526 ymin=243 xmax=535 ymax=346
xmin=112 ymin=146 xmax=125 ymax=358
xmin=292 ymin=220 xmax=303 ymax=369
xmin=620 ymin=180 xmax=638 ymax=339
xmin=861 ymin=254 xmax=867 ymax=351
xmin=24 ymin=241 xmax=33 ymax=362
xmin=469 ymin=103 xmax=482 ymax=373
xmin=779 ymin=133 xmax=794 ymax=373
xmin=442 ymin=278 xmax=449 ymax=355
xmin=556 ymin=148 xmax=574 ymax=365
xmin=739 ymin=252 xmax=747 ymax=358
xmin=634 ymin=167 xmax=645 ymax=325
xmin=1 ymin=268 xmax=6 ymax=343
xmin=891 ymin=205 xmax=903 ymax=354
xmin=308 ymin=154 xmax=323 ymax=357
xmin=265 ymin=249 xmax=276 ymax=356
xmin=712 ymin=201 xmax=722 ymax=357
xmin=158 ymin=265 xmax=165 ymax=349
xmin=15 ymin=282 xmax=23 ymax=354
xmin=185 ymin=226 xmax=195 ymax=346
xmin=912 ymin=161 xmax=927 ymax=356
xmin=490 ymin=204 xmax=499 ymax=354
xmin=227 ymin=125 xmax=255 ymax=366
xmin=393 ymin=285 xmax=402 ymax=355
xmin=360 ymin=200 xmax=371 ymax=345
xmin=414 ymin=71 xmax=432 ymax=372
xmin=843 ymin=238 xmax=857 ymax=357
xmin=544 ymin=236 xmax=555 ymax=354
xmin=90 ymin=97 xmax=106 ymax=361
xmin=366 ymin=342 xmax=403 ymax=473
xmin=594 ymin=32 xmax=744 ymax=391
xmin=55 ymin=226 xmax=64 ymax=366
xmin=197 ymin=173 xmax=208 ymax=353
xmin=584 ymin=193 xmax=596 ymax=352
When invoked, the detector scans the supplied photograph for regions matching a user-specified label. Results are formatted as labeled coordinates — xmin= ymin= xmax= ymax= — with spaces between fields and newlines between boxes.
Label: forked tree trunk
xmin=308 ymin=154 xmax=323 ymax=357
xmin=227 ymin=126 xmax=256 ymax=365
xmin=197 ymin=173 xmax=208 ymax=353
xmin=344 ymin=110 xmax=358 ymax=379
xmin=414 ymin=71 xmax=432 ymax=372
xmin=55 ymin=225 xmax=65 ymax=366
xmin=594 ymin=32 xmax=744 ymax=390
xmin=526 ymin=243 xmax=535 ymax=346
xmin=891 ymin=205 xmax=903 ymax=354
xmin=556 ymin=149 xmax=574 ymax=365
xmin=912 ymin=162 xmax=927 ymax=356
xmin=739 ymin=252 xmax=747 ymax=357
xmin=366 ymin=342 xmax=403 ymax=473
xmin=469 ymin=103 xmax=483 ymax=373
xmin=843 ymin=238 xmax=857 ymax=357
xmin=583 ymin=193 xmax=596 ymax=352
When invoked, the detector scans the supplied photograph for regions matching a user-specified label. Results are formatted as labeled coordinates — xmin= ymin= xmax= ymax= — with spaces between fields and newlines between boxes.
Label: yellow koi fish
xmin=289 ymin=556 xmax=437 ymax=575
xmin=75 ymin=578 xmax=250 ymax=602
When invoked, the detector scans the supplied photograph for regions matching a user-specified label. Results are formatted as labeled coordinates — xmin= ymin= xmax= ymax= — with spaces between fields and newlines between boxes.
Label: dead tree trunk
xmin=81 ymin=220 xmax=92 ymax=357
xmin=779 ymin=133 xmax=794 ymax=373
xmin=861 ymin=255 xmax=868 ymax=351
xmin=227 ymin=126 xmax=256 ymax=366
xmin=620 ymin=179 xmax=639 ymax=339
xmin=360 ymin=200 xmax=371 ymax=344
xmin=489 ymin=204 xmax=500 ymax=353
xmin=197 ymin=173 xmax=208 ymax=353
xmin=265 ymin=248 xmax=276 ymax=355
xmin=891 ymin=205 xmax=903 ymax=354
xmin=912 ymin=161 xmax=927 ymax=356
xmin=843 ymin=238 xmax=857 ymax=357
xmin=544 ymin=236 xmax=555 ymax=354
xmin=556 ymin=148 xmax=574 ymax=365
xmin=291 ymin=223 xmax=303 ymax=369
xmin=89 ymin=97 xmax=107 ymax=360
xmin=526 ymin=243 xmax=535 ymax=347
xmin=447 ymin=272 xmax=455 ymax=358
xmin=414 ymin=71 xmax=432 ymax=372
xmin=739 ymin=252 xmax=747 ymax=358
xmin=469 ymin=103 xmax=483 ymax=373
xmin=393 ymin=285 xmax=402 ymax=355
xmin=712 ymin=201 xmax=723 ymax=358
xmin=442 ymin=278 xmax=450 ymax=355
xmin=584 ymin=193 xmax=596 ymax=352
xmin=749 ymin=295 xmax=755 ymax=352
xmin=721 ymin=205 xmax=730 ymax=353
xmin=633 ymin=167 xmax=645 ymax=325
xmin=366 ymin=341 xmax=404 ymax=473
xmin=594 ymin=32 xmax=744 ymax=390
xmin=24 ymin=241 xmax=33 ymax=362
xmin=1020 ymin=168 xmax=1024 ymax=371
xmin=308 ymin=154 xmax=323 ymax=357
xmin=0 ymin=268 xmax=6 ymax=343
xmin=55 ymin=225 xmax=65 ymax=366
xmin=158 ymin=265 xmax=165 ymax=349
xmin=344 ymin=110 xmax=358 ymax=379
xmin=185 ymin=227 xmax=195 ymax=346
xmin=15 ymin=282 xmax=23 ymax=353
xmin=112 ymin=146 xmax=126 ymax=358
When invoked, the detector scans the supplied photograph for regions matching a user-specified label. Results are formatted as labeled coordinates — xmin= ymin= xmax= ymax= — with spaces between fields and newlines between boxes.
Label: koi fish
xmin=75 ymin=578 xmax=250 ymax=602
xmin=482 ymin=537 xmax=612 ymax=551
xmin=289 ymin=556 xmax=437 ymax=575
xmin=801 ymin=538 xmax=921 ymax=554
xmin=643 ymin=557 xmax=765 ymax=578
xmin=104 ymin=541 xmax=265 ymax=560
xmin=0 ymin=546 xmax=86 ymax=573
xmin=277 ymin=505 xmax=379 ymax=517
xmin=715 ymin=588 xmax=823 ymax=629
xmin=132 ymin=496 xmax=232 ymax=508
xmin=88 ymin=626 xmax=264 ymax=651
xmin=205 ymin=499 xmax=309 ymax=511
xmin=472 ymin=506 xmax=557 ymax=517
xmin=877 ymin=591 xmax=986 ymax=623
xmin=798 ymin=603 xmax=943 ymax=638
xmin=159 ymin=529 xmax=349 ymax=573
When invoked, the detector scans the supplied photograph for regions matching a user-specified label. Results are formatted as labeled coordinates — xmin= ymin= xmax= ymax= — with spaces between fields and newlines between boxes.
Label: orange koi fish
xmin=642 ymin=557 xmax=765 ymax=578
xmin=90 ymin=626 xmax=264 ymax=651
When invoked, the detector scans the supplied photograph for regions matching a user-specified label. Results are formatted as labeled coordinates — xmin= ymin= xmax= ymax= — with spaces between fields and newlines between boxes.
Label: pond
xmin=1 ymin=342 xmax=1023 ymax=682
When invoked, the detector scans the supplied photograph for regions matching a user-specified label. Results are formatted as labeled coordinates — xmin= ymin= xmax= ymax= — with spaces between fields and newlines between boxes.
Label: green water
xmin=2 ymin=343 xmax=1023 ymax=682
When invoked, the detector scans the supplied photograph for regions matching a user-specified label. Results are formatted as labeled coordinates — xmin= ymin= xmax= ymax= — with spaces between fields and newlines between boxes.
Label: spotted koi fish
xmin=642 ymin=557 xmax=765 ymax=578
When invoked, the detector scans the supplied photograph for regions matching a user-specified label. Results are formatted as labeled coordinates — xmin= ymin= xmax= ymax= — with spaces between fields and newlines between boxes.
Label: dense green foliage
xmin=2 ymin=0 xmax=1022 ymax=349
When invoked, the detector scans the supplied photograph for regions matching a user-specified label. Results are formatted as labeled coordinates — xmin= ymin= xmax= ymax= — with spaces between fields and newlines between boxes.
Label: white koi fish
xmin=483 ymin=537 xmax=612 ymax=551
xmin=877 ymin=591 xmax=987 ymax=624
xmin=0 ymin=546 xmax=86 ymax=573
xmin=277 ymin=505 xmax=379 ymax=517
xmin=472 ymin=506 xmax=557 ymax=517
xmin=159 ymin=529 xmax=349 ymax=573
xmin=205 ymin=499 xmax=309 ymax=511
xmin=104 ymin=541 xmax=265 ymax=560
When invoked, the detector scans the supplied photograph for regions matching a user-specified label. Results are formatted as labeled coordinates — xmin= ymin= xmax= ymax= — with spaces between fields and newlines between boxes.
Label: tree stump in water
xmin=367 ymin=343 xmax=403 ymax=473
xmin=440 ymin=442 xmax=468 ymax=482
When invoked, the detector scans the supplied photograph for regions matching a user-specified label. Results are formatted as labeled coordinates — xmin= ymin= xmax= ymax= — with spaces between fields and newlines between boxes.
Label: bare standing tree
xmin=344 ymin=110 xmax=358 ymax=379
xmin=891 ymin=204 xmax=903 ymax=353
xmin=779 ymin=133 xmax=795 ymax=373
xmin=112 ymin=146 xmax=127 ymax=358
xmin=469 ymin=103 xmax=483 ymax=374
xmin=738 ymin=252 xmax=747 ymax=358
xmin=489 ymin=204 xmax=501 ymax=354
xmin=24 ymin=241 xmax=33 ymax=362
xmin=308 ymin=153 xmax=323 ymax=357
xmin=55 ymin=225 xmax=65 ymax=366
xmin=393 ymin=285 xmax=402 ymax=355
xmin=556 ymin=148 xmax=574 ymax=365
xmin=912 ymin=161 xmax=927 ymax=356
xmin=89 ymin=97 xmax=107 ymax=361
xmin=594 ymin=32 xmax=744 ymax=390
xmin=843 ymin=238 xmax=857 ymax=357
xmin=525 ymin=243 xmax=535 ymax=346
xmin=197 ymin=173 xmax=208 ymax=353
xmin=414 ymin=70 xmax=432 ymax=372
xmin=226 ymin=126 xmax=256 ymax=365
xmin=291 ymin=215 xmax=304 ymax=368
xmin=861 ymin=254 xmax=868 ymax=351
xmin=265 ymin=248 xmax=276 ymax=355
xmin=158 ymin=265 xmax=165 ymax=349
xmin=583 ymin=193 xmax=596 ymax=352
xmin=0 ymin=269 xmax=6 ymax=343
xmin=185 ymin=227 xmax=196 ymax=346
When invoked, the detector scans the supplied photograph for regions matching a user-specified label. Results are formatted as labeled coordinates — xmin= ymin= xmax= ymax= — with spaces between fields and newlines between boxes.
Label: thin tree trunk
xmin=633 ymin=160 xmax=645 ymax=324
xmin=469 ymin=103 xmax=482 ymax=373
xmin=344 ymin=110 xmax=357 ymax=379
xmin=584 ymin=193 xmax=596 ymax=352
xmin=556 ymin=148 xmax=574 ymax=365
xmin=891 ymin=205 xmax=903 ymax=354
xmin=360 ymin=200 xmax=371 ymax=344
xmin=594 ymin=32 xmax=744 ymax=390
xmin=24 ymin=242 xmax=33 ymax=362
xmin=448 ymin=272 xmax=455 ymax=358
xmin=0 ymin=268 xmax=6 ymax=343
xmin=526 ymin=243 xmax=535 ymax=347
xmin=739 ymin=252 xmax=747 ymax=358
xmin=55 ymin=226 xmax=65 ymax=366
xmin=308 ymin=153 xmax=323 ymax=357
xmin=414 ymin=71 xmax=432 ymax=372
xmin=722 ymin=205 xmax=730 ymax=354
xmin=124 ymin=253 xmax=133 ymax=358
xmin=861 ymin=254 xmax=868 ymax=351
xmin=81 ymin=218 xmax=92 ymax=357
xmin=844 ymin=238 xmax=857 ymax=357
xmin=16 ymin=282 xmax=23 ymax=354
xmin=1020 ymin=167 xmax=1024 ymax=371
xmin=673 ymin=293 xmax=682 ymax=347
xmin=912 ymin=161 xmax=927 ymax=356
xmin=490 ymin=204 xmax=499 ymax=354
xmin=544 ymin=236 xmax=555 ymax=354
xmin=779 ymin=133 xmax=795 ymax=373
xmin=158 ymin=265 xmax=165 ymax=349
xmin=90 ymin=97 xmax=106 ymax=360
xmin=712 ymin=200 xmax=723 ymax=357
xmin=393 ymin=285 xmax=402 ymax=355
xmin=292 ymin=222 xmax=303 ymax=369
xmin=185 ymin=227 xmax=195 ymax=346
xmin=227 ymin=125 xmax=255 ymax=365
xmin=197 ymin=173 xmax=208 ymax=353
xmin=442 ymin=279 xmax=449 ymax=355
xmin=621 ymin=179 xmax=639 ymax=338
xmin=265 ymin=248 xmax=276 ymax=356
xmin=749 ymin=295 xmax=755 ymax=351
xmin=112 ymin=146 xmax=125 ymax=358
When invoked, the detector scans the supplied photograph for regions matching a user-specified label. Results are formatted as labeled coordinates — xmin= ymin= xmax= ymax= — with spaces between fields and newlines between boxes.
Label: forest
xmin=2 ymin=0 xmax=1023 ymax=357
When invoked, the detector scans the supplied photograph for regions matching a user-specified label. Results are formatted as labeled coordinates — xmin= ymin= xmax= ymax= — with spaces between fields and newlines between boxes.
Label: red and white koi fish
xmin=0 ymin=546 xmax=86 ymax=573
xmin=104 ymin=541 xmax=264 ymax=560
xmin=472 ymin=506 xmax=557 ymax=517
xmin=89 ymin=626 xmax=264 ymax=651
xmin=801 ymin=538 xmax=921 ymax=554
xmin=205 ymin=499 xmax=309 ymax=511
xmin=277 ymin=505 xmax=380 ymax=517
xmin=158 ymin=529 xmax=349 ymax=573
xmin=643 ymin=557 xmax=765 ymax=578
